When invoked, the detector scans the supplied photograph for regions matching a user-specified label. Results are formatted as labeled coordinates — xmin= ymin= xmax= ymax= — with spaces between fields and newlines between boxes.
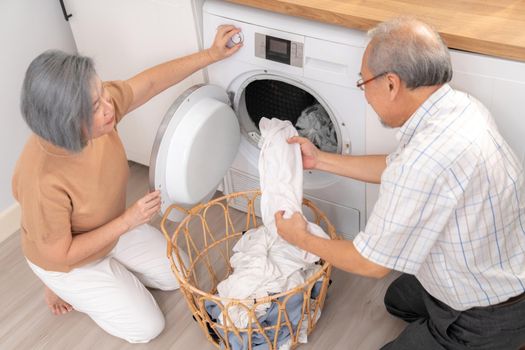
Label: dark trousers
xmin=381 ymin=274 xmax=525 ymax=350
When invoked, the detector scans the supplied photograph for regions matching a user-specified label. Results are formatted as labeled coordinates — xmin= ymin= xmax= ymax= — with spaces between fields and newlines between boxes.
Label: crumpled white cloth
xmin=216 ymin=118 xmax=329 ymax=328
xmin=295 ymin=104 xmax=337 ymax=152
xmin=258 ymin=117 xmax=328 ymax=257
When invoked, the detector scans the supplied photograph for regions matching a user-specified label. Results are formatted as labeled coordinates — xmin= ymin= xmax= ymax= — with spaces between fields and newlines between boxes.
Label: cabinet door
xmin=64 ymin=0 xmax=204 ymax=165
xmin=450 ymin=50 xmax=525 ymax=165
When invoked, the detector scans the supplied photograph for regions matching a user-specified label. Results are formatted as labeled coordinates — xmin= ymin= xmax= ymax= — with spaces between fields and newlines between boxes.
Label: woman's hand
xmin=121 ymin=190 xmax=161 ymax=230
xmin=287 ymin=136 xmax=320 ymax=169
xmin=274 ymin=211 xmax=309 ymax=247
xmin=207 ymin=25 xmax=243 ymax=62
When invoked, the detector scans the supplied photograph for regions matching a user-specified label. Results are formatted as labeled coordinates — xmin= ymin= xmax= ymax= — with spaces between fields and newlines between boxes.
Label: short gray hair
xmin=21 ymin=50 xmax=96 ymax=152
xmin=367 ymin=17 xmax=452 ymax=89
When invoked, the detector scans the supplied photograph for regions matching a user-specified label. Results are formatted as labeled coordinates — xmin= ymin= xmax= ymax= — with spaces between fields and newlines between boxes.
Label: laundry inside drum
xmin=243 ymin=79 xmax=338 ymax=152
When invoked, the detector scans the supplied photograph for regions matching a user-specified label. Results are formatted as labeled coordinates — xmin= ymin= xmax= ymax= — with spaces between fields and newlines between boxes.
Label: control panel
xmin=254 ymin=32 xmax=304 ymax=67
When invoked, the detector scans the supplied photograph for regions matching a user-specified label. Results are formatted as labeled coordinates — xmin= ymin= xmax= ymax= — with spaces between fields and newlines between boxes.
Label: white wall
xmin=0 ymin=1 xmax=76 ymax=226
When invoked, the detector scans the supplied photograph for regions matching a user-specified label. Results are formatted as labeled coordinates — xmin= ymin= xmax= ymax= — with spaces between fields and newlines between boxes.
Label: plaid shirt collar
xmin=396 ymin=84 xmax=453 ymax=148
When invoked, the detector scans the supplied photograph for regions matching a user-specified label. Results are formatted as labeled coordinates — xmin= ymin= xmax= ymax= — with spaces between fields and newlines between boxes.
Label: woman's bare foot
xmin=44 ymin=286 xmax=73 ymax=315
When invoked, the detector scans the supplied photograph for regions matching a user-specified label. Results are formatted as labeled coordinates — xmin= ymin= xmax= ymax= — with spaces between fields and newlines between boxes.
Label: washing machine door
xmin=149 ymin=84 xmax=240 ymax=220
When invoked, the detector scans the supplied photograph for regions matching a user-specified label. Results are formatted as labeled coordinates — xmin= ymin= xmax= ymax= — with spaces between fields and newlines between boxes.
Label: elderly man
xmin=275 ymin=18 xmax=525 ymax=349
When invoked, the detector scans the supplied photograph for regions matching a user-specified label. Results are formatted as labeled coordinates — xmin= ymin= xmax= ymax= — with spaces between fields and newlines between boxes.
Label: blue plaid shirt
xmin=354 ymin=84 xmax=525 ymax=310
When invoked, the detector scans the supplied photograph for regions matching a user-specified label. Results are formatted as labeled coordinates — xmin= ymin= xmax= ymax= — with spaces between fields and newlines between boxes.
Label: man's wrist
xmin=315 ymin=151 xmax=328 ymax=172
xmin=294 ymin=228 xmax=311 ymax=249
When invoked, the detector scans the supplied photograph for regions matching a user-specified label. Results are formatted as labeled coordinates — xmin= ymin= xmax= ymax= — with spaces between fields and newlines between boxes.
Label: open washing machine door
xmin=149 ymin=84 xmax=240 ymax=221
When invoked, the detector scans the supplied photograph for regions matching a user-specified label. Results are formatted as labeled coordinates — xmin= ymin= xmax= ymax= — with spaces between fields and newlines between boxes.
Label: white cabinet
xmin=450 ymin=50 xmax=525 ymax=165
xmin=63 ymin=0 xmax=204 ymax=165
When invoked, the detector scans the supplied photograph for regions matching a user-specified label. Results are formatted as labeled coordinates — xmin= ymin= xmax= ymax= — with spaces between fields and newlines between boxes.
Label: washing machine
xmin=150 ymin=0 xmax=373 ymax=240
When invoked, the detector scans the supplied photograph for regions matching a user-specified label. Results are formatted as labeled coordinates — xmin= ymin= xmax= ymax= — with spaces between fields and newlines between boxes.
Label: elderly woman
xmin=12 ymin=25 xmax=241 ymax=343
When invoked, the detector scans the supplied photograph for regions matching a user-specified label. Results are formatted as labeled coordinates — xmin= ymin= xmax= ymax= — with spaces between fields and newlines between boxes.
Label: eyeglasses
xmin=356 ymin=72 xmax=388 ymax=91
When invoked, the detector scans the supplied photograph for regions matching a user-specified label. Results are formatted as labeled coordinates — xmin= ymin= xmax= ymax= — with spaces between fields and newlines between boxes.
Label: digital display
xmin=269 ymin=38 xmax=288 ymax=55
xmin=265 ymin=36 xmax=291 ymax=65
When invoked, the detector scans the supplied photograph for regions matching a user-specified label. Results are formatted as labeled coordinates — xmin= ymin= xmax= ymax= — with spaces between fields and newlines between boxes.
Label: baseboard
xmin=0 ymin=203 xmax=21 ymax=244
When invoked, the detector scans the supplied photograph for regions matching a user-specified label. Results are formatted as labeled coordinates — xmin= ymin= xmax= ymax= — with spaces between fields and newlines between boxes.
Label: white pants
xmin=27 ymin=224 xmax=186 ymax=343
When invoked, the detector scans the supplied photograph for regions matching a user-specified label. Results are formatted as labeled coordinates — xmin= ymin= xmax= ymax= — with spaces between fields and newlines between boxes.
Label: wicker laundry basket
xmin=160 ymin=190 xmax=337 ymax=349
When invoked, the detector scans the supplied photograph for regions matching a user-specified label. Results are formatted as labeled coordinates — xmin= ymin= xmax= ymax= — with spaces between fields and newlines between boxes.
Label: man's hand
xmin=275 ymin=211 xmax=391 ymax=278
xmin=287 ymin=136 xmax=320 ymax=170
xmin=207 ymin=25 xmax=242 ymax=62
xmin=274 ymin=210 xmax=309 ymax=246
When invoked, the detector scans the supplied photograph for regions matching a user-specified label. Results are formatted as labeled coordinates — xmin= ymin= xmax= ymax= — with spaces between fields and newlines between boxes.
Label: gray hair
xmin=367 ymin=17 xmax=452 ymax=89
xmin=21 ymin=50 xmax=96 ymax=152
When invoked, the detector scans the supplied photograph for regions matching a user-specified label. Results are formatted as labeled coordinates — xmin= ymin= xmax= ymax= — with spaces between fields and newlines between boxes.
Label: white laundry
xmin=258 ymin=117 xmax=329 ymax=259
xmin=216 ymin=117 xmax=329 ymax=329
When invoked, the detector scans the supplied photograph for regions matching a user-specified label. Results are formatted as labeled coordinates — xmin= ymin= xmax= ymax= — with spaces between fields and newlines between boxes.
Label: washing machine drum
xmin=149 ymin=84 xmax=240 ymax=220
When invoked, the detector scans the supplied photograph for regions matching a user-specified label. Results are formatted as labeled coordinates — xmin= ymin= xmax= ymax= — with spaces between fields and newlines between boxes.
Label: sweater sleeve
xmin=23 ymin=174 xmax=73 ymax=244
xmin=103 ymin=80 xmax=134 ymax=123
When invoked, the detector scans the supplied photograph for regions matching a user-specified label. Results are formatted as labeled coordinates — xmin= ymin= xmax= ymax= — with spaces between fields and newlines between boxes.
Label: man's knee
xmin=384 ymin=274 xmax=427 ymax=322
xmin=384 ymin=275 xmax=414 ymax=309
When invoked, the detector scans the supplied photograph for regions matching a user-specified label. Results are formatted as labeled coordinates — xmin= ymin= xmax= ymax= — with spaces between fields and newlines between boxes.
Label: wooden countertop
xmin=226 ymin=0 xmax=525 ymax=63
